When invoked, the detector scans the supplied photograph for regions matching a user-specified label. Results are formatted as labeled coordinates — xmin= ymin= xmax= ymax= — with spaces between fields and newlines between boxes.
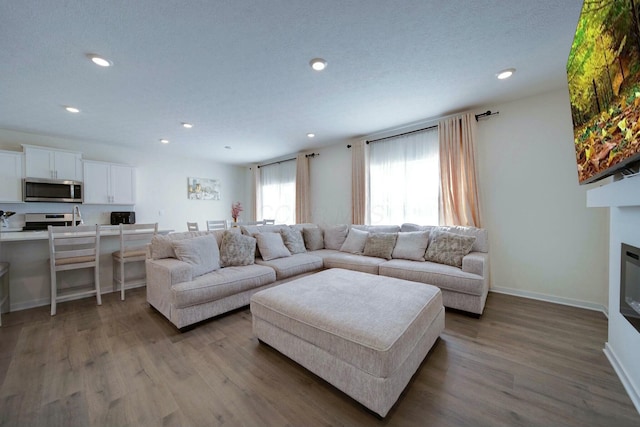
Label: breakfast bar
xmin=0 ymin=226 xmax=172 ymax=312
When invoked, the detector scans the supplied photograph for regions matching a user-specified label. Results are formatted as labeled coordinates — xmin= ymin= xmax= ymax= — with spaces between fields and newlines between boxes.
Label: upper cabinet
xmin=83 ymin=160 xmax=136 ymax=205
xmin=0 ymin=150 xmax=24 ymax=202
xmin=23 ymin=145 xmax=82 ymax=181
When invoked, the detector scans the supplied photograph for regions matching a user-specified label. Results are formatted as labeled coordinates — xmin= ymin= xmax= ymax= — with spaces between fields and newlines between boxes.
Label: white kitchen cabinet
xmin=0 ymin=150 xmax=24 ymax=202
xmin=23 ymin=145 xmax=82 ymax=181
xmin=83 ymin=160 xmax=136 ymax=205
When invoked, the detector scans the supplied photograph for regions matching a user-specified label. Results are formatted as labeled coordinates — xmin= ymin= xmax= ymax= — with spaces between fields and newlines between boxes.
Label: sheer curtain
xmin=259 ymin=160 xmax=296 ymax=224
xmin=369 ymin=128 xmax=439 ymax=225
xmin=438 ymin=113 xmax=481 ymax=227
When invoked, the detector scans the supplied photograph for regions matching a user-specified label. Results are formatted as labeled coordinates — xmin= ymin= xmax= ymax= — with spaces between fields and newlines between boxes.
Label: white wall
xmin=477 ymin=89 xmax=609 ymax=310
xmin=308 ymin=88 xmax=610 ymax=309
xmin=0 ymin=129 xmax=248 ymax=231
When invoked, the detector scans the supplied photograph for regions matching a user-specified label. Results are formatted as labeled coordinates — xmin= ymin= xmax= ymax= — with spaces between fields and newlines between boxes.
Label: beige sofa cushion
xmin=401 ymin=224 xmax=488 ymax=253
xmin=323 ymin=224 xmax=348 ymax=250
xmin=392 ymin=231 xmax=430 ymax=261
xmin=340 ymin=227 xmax=368 ymax=254
xmin=324 ymin=252 xmax=386 ymax=275
xmin=303 ymin=227 xmax=324 ymax=250
xmin=256 ymin=253 xmax=323 ymax=280
xmin=255 ymin=232 xmax=291 ymax=261
xmin=171 ymin=234 xmax=220 ymax=277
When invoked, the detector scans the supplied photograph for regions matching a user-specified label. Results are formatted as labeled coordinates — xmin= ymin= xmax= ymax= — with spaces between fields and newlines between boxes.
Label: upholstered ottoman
xmin=250 ymin=268 xmax=444 ymax=417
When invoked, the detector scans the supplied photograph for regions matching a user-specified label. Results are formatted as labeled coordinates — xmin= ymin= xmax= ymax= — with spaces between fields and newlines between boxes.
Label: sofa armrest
xmin=461 ymin=252 xmax=488 ymax=277
xmin=146 ymin=258 xmax=193 ymax=287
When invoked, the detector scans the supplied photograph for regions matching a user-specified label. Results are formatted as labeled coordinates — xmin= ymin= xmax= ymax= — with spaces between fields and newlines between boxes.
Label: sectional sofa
xmin=145 ymin=223 xmax=489 ymax=329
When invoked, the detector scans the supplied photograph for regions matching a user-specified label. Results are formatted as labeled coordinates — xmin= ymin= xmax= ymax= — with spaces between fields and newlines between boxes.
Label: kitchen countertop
xmin=0 ymin=226 xmax=173 ymax=241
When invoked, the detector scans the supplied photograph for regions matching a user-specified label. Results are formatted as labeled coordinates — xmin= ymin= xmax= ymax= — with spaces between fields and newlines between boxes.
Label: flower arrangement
xmin=231 ymin=201 xmax=243 ymax=222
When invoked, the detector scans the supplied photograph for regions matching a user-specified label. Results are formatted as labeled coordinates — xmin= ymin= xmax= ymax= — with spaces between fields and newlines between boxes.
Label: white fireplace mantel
xmin=587 ymin=175 xmax=640 ymax=207
xmin=587 ymin=174 xmax=640 ymax=414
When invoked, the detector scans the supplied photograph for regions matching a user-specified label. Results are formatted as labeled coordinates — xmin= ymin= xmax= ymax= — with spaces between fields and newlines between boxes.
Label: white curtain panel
xmin=369 ymin=128 xmax=439 ymax=225
xmin=260 ymin=160 xmax=296 ymax=224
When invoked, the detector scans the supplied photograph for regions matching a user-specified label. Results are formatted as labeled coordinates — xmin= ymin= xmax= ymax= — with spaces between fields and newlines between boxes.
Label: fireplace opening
xmin=621 ymin=243 xmax=640 ymax=333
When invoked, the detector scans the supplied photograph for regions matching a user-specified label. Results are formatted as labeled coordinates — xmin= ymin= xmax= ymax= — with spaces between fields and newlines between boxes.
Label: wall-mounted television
xmin=567 ymin=0 xmax=640 ymax=184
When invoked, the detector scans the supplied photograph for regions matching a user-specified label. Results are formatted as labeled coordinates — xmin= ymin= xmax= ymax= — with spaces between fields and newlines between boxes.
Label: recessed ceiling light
xmin=307 ymin=133 xmax=315 ymax=138
xmin=160 ymin=138 xmax=170 ymax=144
xmin=87 ymin=54 xmax=112 ymax=67
xmin=309 ymin=58 xmax=327 ymax=71
xmin=182 ymin=122 xmax=193 ymax=129
xmin=496 ymin=68 xmax=515 ymax=80
xmin=224 ymin=146 xmax=232 ymax=149
xmin=65 ymin=106 xmax=80 ymax=113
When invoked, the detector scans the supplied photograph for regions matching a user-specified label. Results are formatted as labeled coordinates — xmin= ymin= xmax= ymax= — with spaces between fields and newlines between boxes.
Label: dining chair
xmin=48 ymin=224 xmax=101 ymax=316
xmin=236 ymin=220 xmax=265 ymax=226
xmin=187 ymin=221 xmax=199 ymax=231
xmin=112 ymin=223 xmax=158 ymax=301
xmin=263 ymin=219 xmax=275 ymax=225
xmin=206 ymin=220 xmax=227 ymax=231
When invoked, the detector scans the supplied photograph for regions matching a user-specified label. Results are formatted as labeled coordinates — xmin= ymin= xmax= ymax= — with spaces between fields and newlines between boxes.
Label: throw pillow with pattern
xmin=220 ymin=231 xmax=256 ymax=267
xmin=424 ymin=229 xmax=476 ymax=268
xmin=280 ymin=227 xmax=307 ymax=254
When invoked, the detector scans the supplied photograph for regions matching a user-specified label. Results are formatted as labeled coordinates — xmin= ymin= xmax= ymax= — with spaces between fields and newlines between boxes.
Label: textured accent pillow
xmin=323 ymin=224 xmax=349 ymax=250
xmin=424 ymin=230 xmax=476 ymax=268
xmin=392 ymin=231 xmax=430 ymax=261
xmin=340 ymin=227 xmax=369 ymax=254
xmin=240 ymin=225 xmax=261 ymax=236
xmin=363 ymin=232 xmax=398 ymax=260
xmin=220 ymin=231 xmax=256 ymax=267
xmin=280 ymin=227 xmax=306 ymax=254
xmin=303 ymin=227 xmax=324 ymax=250
xmin=171 ymin=235 xmax=220 ymax=277
xmin=254 ymin=232 xmax=291 ymax=261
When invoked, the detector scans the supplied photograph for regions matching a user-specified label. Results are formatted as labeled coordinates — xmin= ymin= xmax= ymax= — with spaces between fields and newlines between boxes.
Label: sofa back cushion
xmin=323 ymin=224 xmax=348 ymax=250
xmin=401 ymin=223 xmax=488 ymax=253
xmin=303 ymin=227 xmax=324 ymax=250
xmin=172 ymin=234 xmax=221 ymax=277
xmin=352 ymin=224 xmax=401 ymax=233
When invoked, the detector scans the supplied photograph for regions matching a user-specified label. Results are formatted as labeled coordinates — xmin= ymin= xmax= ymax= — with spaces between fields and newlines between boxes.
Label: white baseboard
xmin=604 ymin=343 xmax=640 ymax=415
xmin=490 ymin=287 xmax=607 ymax=315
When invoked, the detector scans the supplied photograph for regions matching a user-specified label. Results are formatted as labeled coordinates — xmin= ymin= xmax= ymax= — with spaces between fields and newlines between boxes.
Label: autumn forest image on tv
xmin=568 ymin=0 xmax=640 ymax=183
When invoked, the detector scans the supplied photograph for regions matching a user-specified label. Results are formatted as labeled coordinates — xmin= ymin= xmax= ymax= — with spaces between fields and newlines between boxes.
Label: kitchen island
xmin=0 ymin=226 xmax=172 ymax=312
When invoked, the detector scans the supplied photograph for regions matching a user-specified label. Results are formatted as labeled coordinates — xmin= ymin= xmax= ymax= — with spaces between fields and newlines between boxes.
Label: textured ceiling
xmin=0 ymin=0 xmax=583 ymax=164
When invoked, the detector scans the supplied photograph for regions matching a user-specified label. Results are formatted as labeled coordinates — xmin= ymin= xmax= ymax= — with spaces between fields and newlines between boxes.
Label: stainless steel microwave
xmin=23 ymin=178 xmax=83 ymax=203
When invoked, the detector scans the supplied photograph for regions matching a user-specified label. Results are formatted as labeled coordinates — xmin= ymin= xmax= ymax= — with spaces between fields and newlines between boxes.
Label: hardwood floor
xmin=0 ymin=289 xmax=638 ymax=427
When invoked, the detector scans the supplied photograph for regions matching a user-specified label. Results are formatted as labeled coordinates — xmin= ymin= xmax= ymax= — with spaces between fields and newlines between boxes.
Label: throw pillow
xmin=280 ymin=227 xmax=306 ymax=254
xmin=303 ymin=227 xmax=324 ymax=250
xmin=392 ymin=231 xmax=430 ymax=261
xmin=171 ymin=235 xmax=221 ymax=277
xmin=323 ymin=224 xmax=349 ymax=250
xmin=363 ymin=232 xmax=398 ymax=260
xmin=255 ymin=232 xmax=292 ymax=261
xmin=340 ymin=227 xmax=369 ymax=254
xmin=220 ymin=231 xmax=256 ymax=267
xmin=150 ymin=234 xmax=175 ymax=259
xmin=424 ymin=230 xmax=476 ymax=268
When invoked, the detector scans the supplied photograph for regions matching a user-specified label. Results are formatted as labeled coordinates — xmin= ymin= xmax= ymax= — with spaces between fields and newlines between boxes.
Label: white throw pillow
xmin=392 ymin=231 xmax=430 ymax=261
xmin=172 ymin=235 xmax=221 ymax=277
xmin=340 ymin=227 xmax=369 ymax=254
xmin=255 ymin=232 xmax=292 ymax=261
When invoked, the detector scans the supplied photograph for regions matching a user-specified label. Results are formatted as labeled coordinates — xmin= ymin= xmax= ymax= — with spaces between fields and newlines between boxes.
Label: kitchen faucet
xmin=72 ymin=205 xmax=83 ymax=226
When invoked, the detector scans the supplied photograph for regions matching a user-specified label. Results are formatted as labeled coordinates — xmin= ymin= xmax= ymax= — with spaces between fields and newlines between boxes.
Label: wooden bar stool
xmin=112 ymin=223 xmax=158 ymax=300
xmin=206 ymin=220 xmax=227 ymax=230
xmin=48 ymin=224 xmax=101 ymax=316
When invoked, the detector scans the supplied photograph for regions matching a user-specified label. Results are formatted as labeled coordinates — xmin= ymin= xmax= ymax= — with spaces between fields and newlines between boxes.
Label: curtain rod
xmin=348 ymin=111 xmax=500 ymax=148
xmin=257 ymin=157 xmax=295 ymax=168
xmin=365 ymin=124 xmax=437 ymax=144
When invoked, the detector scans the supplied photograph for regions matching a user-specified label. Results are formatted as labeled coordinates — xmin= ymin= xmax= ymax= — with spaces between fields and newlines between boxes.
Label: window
xmin=259 ymin=160 xmax=296 ymax=224
xmin=368 ymin=128 xmax=439 ymax=225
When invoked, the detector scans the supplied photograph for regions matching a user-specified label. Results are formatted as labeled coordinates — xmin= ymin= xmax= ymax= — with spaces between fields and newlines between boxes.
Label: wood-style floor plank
xmin=0 ymin=288 xmax=638 ymax=427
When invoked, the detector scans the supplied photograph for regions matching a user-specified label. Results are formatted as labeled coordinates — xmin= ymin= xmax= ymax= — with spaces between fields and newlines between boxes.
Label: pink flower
xmin=231 ymin=202 xmax=243 ymax=220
